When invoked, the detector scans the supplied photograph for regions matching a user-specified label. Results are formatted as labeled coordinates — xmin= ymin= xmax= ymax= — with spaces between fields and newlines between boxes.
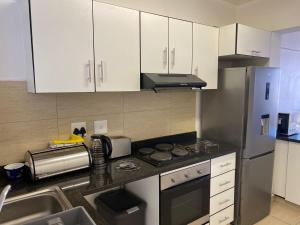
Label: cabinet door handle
xmin=88 ymin=60 xmax=93 ymax=83
xmin=251 ymin=50 xmax=261 ymax=56
xmin=163 ymin=47 xmax=168 ymax=67
xmin=98 ymin=60 xmax=104 ymax=83
xmin=219 ymin=216 xmax=229 ymax=224
xmin=219 ymin=180 xmax=231 ymax=187
xmin=219 ymin=199 xmax=230 ymax=205
xmin=220 ymin=162 xmax=231 ymax=168
xmin=171 ymin=48 xmax=176 ymax=67
xmin=194 ymin=66 xmax=199 ymax=76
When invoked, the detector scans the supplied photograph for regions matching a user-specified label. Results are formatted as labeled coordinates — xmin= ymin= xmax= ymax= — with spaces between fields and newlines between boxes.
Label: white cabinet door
xmin=219 ymin=23 xmax=237 ymax=57
xmin=126 ymin=175 xmax=160 ymax=225
xmin=30 ymin=0 xmax=94 ymax=93
xmin=94 ymin=2 xmax=140 ymax=92
xmin=272 ymin=140 xmax=289 ymax=197
xmin=141 ymin=13 xmax=169 ymax=74
xmin=286 ymin=142 xmax=300 ymax=205
xmin=169 ymin=18 xmax=193 ymax=74
xmin=193 ymin=24 xmax=219 ymax=89
xmin=237 ymin=24 xmax=271 ymax=58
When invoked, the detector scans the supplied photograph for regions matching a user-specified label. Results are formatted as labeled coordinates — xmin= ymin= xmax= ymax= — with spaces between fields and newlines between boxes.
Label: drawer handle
xmin=219 ymin=199 xmax=230 ymax=205
xmin=219 ymin=216 xmax=229 ymax=224
xmin=220 ymin=162 xmax=232 ymax=168
xmin=219 ymin=181 xmax=231 ymax=187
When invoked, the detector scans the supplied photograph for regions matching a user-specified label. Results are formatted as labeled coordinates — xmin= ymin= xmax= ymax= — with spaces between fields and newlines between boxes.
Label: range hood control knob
xmin=197 ymin=170 xmax=202 ymax=175
xmin=171 ymin=178 xmax=175 ymax=183
xmin=184 ymin=174 xmax=189 ymax=179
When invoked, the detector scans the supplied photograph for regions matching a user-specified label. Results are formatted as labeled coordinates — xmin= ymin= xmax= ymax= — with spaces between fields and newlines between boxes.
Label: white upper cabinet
xmin=237 ymin=24 xmax=271 ymax=57
xmin=169 ymin=18 xmax=193 ymax=74
xmin=93 ymin=2 xmax=140 ymax=92
xmin=29 ymin=0 xmax=95 ymax=93
xmin=141 ymin=13 xmax=169 ymax=74
xmin=193 ymin=24 xmax=219 ymax=89
xmin=219 ymin=23 xmax=271 ymax=58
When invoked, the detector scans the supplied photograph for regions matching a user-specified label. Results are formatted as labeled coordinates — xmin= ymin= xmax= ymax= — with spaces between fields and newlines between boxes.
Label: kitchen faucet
xmin=0 ymin=185 xmax=11 ymax=212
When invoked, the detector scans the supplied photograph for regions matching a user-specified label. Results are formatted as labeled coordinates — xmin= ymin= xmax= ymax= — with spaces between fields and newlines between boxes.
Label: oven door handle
xmin=161 ymin=174 xmax=210 ymax=195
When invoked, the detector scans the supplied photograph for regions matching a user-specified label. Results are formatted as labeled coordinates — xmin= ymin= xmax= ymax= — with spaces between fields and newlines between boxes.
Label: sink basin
xmin=0 ymin=186 xmax=72 ymax=225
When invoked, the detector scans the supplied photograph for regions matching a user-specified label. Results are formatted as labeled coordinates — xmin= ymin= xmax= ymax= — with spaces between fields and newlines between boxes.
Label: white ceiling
xmin=222 ymin=0 xmax=257 ymax=5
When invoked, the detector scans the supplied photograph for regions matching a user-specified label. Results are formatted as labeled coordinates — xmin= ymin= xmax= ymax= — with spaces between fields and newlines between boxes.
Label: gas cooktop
xmin=135 ymin=140 xmax=220 ymax=167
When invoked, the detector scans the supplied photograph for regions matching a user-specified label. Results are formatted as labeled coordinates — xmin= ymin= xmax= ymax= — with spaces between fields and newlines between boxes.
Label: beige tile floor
xmin=255 ymin=196 xmax=300 ymax=225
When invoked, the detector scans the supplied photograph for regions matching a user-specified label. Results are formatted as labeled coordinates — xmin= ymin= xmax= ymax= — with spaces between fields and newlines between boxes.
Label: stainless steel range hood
xmin=141 ymin=73 xmax=207 ymax=92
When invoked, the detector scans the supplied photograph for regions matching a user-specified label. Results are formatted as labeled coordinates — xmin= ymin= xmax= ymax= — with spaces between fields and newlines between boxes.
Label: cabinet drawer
xmin=211 ymin=153 xmax=236 ymax=177
xmin=211 ymin=170 xmax=235 ymax=197
xmin=210 ymin=188 xmax=234 ymax=215
xmin=210 ymin=205 xmax=234 ymax=225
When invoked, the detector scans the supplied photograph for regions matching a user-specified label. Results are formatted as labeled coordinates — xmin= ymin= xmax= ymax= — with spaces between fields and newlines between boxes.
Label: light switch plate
xmin=94 ymin=120 xmax=108 ymax=134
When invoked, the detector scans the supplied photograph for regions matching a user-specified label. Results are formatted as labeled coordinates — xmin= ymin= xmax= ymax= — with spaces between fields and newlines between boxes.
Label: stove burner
xmin=150 ymin=152 xmax=172 ymax=162
xmin=138 ymin=147 xmax=155 ymax=155
xmin=116 ymin=160 xmax=140 ymax=171
xmin=155 ymin=143 xmax=174 ymax=151
xmin=172 ymin=148 xmax=189 ymax=157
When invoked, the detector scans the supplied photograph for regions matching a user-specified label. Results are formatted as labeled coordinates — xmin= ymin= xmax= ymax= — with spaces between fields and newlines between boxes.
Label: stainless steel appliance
xmin=202 ymin=67 xmax=280 ymax=225
xmin=160 ymin=160 xmax=210 ymax=225
xmin=135 ymin=141 xmax=215 ymax=167
xmin=109 ymin=136 xmax=131 ymax=159
xmin=141 ymin=73 xmax=207 ymax=92
xmin=277 ymin=112 xmax=300 ymax=136
xmin=90 ymin=135 xmax=112 ymax=168
xmin=25 ymin=144 xmax=91 ymax=181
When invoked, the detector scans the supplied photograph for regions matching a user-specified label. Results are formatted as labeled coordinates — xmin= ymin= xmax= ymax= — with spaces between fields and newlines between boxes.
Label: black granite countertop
xmin=0 ymin=133 xmax=238 ymax=225
xmin=277 ymin=134 xmax=300 ymax=143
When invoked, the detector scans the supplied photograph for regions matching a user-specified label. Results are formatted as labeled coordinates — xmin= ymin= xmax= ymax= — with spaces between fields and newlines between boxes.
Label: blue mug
xmin=4 ymin=163 xmax=25 ymax=181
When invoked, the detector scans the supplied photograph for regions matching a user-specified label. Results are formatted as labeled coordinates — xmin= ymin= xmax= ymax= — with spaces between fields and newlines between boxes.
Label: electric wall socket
xmin=94 ymin=120 xmax=108 ymax=134
xmin=71 ymin=122 xmax=87 ymax=134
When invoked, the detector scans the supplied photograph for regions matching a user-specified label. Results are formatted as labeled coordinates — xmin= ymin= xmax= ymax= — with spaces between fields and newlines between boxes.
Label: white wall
xmin=0 ymin=0 xmax=27 ymax=81
xmin=236 ymin=0 xmax=300 ymax=31
xmin=278 ymin=31 xmax=300 ymax=112
xmin=0 ymin=0 xmax=236 ymax=81
xmin=281 ymin=32 xmax=300 ymax=51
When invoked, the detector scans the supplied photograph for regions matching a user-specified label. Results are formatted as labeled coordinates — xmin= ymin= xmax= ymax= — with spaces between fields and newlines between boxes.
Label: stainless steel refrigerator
xmin=202 ymin=67 xmax=280 ymax=225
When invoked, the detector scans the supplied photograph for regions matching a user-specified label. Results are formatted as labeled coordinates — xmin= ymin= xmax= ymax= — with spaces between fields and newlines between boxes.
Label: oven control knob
xmin=184 ymin=174 xmax=189 ymax=179
xmin=171 ymin=178 xmax=175 ymax=183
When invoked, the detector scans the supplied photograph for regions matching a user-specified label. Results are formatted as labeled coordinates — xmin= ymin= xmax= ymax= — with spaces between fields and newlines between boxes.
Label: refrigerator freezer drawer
xmin=240 ymin=152 xmax=274 ymax=225
xmin=210 ymin=188 xmax=235 ymax=215
xmin=211 ymin=170 xmax=235 ymax=197
xmin=210 ymin=205 xmax=234 ymax=225
xmin=211 ymin=153 xmax=236 ymax=178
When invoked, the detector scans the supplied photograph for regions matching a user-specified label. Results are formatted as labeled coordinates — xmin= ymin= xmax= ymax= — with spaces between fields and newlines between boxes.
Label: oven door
xmin=160 ymin=175 xmax=210 ymax=225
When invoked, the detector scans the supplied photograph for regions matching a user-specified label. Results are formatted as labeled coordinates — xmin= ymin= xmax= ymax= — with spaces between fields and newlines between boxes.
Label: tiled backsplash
xmin=0 ymin=81 xmax=196 ymax=165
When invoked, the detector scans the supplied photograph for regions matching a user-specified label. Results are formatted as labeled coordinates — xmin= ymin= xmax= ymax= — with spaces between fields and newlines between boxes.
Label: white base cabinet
xmin=210 ymin=153 xmax=236 ymax=225
xmin=125 ymin=175 xmax=160 ymax=225
xmin=272 ymin=140 xmax=289 ymax=198
xmin=286 ymin=142 xmax=300 ymax=205
xmin=210 ymin=205 xmax=234 ymax=225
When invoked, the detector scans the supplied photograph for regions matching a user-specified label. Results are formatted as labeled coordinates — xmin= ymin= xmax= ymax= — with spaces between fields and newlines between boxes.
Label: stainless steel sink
xmin=0 ymin=186 xmax=72 ymax=225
